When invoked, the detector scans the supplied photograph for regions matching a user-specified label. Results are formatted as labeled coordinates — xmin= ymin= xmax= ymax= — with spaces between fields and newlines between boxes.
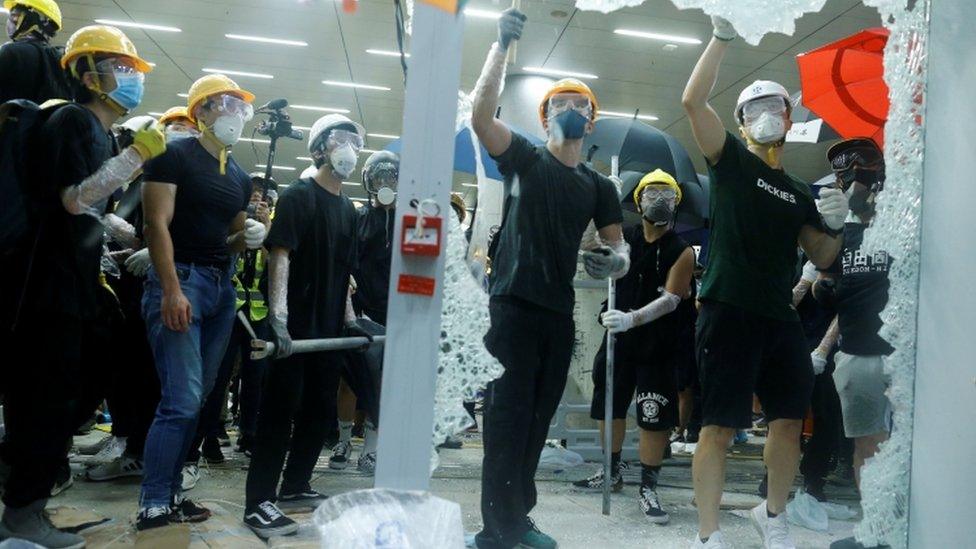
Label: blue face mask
xmin=552 ymin=109 xmax=588 ymax=140
xmin=107 ymin=72 xmax=145 ymax=112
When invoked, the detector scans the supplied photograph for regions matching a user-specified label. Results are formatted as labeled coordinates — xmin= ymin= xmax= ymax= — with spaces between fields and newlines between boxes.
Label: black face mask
xmin=848 ymin=185 xmax=875 ymax=216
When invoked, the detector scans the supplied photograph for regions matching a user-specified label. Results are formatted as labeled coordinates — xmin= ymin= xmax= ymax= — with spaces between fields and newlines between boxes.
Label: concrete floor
xmin=45 ymin=428 xmax=860 ymax=548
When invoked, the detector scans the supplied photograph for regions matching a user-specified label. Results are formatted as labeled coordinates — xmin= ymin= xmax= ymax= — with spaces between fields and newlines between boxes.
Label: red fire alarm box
xmin=401 ymin=214 xmax=442 ymax=257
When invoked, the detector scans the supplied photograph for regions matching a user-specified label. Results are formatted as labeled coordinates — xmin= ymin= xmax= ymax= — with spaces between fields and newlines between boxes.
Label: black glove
xmin=497 ymin=8 xmax=527 ymax=51
xmin=343 ymin=320 xmax=374 ymax=351
xmin=812 ymin=278 xmax=837 ymax=310
xmin=269 ymin=316 xmax=293 ymax=359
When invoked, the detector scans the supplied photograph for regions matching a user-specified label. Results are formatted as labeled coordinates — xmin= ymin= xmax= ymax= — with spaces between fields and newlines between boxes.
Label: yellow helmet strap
xmin=9 ymin=6 xmax=52 ymax=41
xmin=197 ymin=121 xmax=230 ymax=175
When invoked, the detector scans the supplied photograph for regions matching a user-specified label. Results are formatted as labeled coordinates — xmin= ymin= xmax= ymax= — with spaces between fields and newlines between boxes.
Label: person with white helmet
xmin=243 ymin=113 xmax=371 ymax=538
xmin=137 ymin=73 xmax=262 ymax=531
xmin=0 ymin=0 xmax=71 ymax=103
xmin=680 ymin=16 xmax=850 ymax=549
xmin=471 ymin=8 xmax=627 ymax=549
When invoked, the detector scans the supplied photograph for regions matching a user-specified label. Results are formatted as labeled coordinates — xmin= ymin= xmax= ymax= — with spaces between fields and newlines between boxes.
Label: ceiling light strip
xmin=323 ymin=80 xmax=391 ymax=91
xmin=613 ymin=28 xmax=702 ymax=45
xmin=225 ymin=33 xmax=308 ymax=47
xmin=203 ymin=68 xmax=273 ymax=79
xmin=522 ymin=66 xmax=598 ymax=80
xmin=94 ymin=19 xmax=181 ymax=32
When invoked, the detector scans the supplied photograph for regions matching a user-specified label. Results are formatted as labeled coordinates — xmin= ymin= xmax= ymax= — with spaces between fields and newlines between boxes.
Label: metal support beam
xmin=374 ymin=2 xmax=465 ymax=491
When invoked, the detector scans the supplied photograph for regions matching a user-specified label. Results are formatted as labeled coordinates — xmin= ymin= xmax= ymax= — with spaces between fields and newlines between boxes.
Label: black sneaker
xmin=571 ymin=466 xmax=622 ymax=493
xmin=217 ymin=429 xmax=231 ymax=447
xmin=136 ymin=506 xmax=172 ymax=531
xmin=170 ymin=494 xmax=211 ymax=523
xmin=50 ymin=463 xmax=73 ymax=497
xmin=638 ymin=485 xmax=670 ymax=524
xmin=804 ymin=479 xmax=828 ymax=502
xmin=202 ymin=437 xmax=225 ymax=464
xmin=329 ymin=440 xmax=352 ymax=470
xmin=758 ymin=472 xmax=768 ymax=498
xmin=437 ymin=436 xmax=463 ymax=449
xmin=278 ymin=484 xmax=328 ymax=509
xmin=244 ymin=500 xmax=299 ymax=539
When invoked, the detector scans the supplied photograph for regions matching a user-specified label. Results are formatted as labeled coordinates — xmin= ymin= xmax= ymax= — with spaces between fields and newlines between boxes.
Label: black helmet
xmin=362 ymin=150 xmax=399 ymax=196
xmin=826 ymin=137 xmax=885 ymax=193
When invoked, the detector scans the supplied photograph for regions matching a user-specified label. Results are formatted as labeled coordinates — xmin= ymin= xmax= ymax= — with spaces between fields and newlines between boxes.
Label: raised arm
xmin=471 ymin=8 xmax=525 ymax=157
xmin=681 ymin=17 xmax=737 ymax=165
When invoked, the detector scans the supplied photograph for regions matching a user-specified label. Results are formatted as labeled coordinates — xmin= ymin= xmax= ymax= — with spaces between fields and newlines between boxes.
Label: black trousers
xmin=479 ymin=298 xmax=575 ymax=546
xmin=244 ymin=351 xmax=341 ymax=508
xmin=238 ymin=319 xmax=270 ymax=440
xmin=800 ymin=358 xmax=843 ymax=483
xmin=107 ymin=303 xmax=160 ymax=458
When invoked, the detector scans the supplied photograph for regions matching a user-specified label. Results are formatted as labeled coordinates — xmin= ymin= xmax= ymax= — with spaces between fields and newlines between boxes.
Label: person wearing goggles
xmin=136 ymin=73 xmax=262 ymax=532
xmin=1 ymin=0 xmax=72 ymax=103
xmin=681 ymin=15 xmax=851 ymax=549
xmin=470 ymin=7 xmax=627 ymax=549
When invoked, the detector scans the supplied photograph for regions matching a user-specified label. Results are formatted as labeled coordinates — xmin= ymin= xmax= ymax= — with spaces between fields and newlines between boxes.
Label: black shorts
xmin=590 ymin=340 xmax=677 ymax=431
xmin=696 ymin=300 xmax=814 ymax=429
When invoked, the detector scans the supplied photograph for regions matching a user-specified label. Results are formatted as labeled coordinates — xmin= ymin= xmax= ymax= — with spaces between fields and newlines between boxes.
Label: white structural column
xmin=909 ymin=1 xmax=976 ymax=545
xmin=374 ymin=2 xmax=466 ymax=491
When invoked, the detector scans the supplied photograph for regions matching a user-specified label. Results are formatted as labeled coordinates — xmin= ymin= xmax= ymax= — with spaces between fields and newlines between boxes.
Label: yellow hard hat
xmin=61 ymin=25 xmax=152 ymax=74
xmin=633 ymin=169 xmax=682 ymax=209
xmin=538 ymin=78 xmax=599 ymax=123
xmin=450 ymin=192 xmax=467 ymax=223
xmin=158 ymin=106 xmax=191 ymax=126
xmin=3 ymin=0 xmax=62 ymax=30
xmin=186 ymin=74 xmax=255 ymax=123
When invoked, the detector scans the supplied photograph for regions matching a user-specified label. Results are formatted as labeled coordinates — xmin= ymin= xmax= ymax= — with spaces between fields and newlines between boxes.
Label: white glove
xmin=601 ymin=309 xmax=634 ymax=334
xmin=124 ymin=248 xmax=151 ymax=277
xmin=711 ymin=15 xmax=737 ymax=41
xmin=244 ymin=218 xmax=267 ymax=250
xmin=811 ymin=350 xmax=828 ymax=375
xmin=583 ymin=245 xmax=628 ymax=280
xmin=801 ymin=260 xmax=818 ymax=283
xmin=816 ymin=187 xmax=849 ymax=232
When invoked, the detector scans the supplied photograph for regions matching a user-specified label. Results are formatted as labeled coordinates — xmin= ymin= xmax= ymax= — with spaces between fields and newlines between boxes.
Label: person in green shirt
xmin=680 ymin=15 xmax=849 ymax=549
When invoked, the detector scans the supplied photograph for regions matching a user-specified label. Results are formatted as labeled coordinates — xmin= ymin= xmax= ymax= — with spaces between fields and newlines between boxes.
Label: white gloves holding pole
xmin=711 ymin=16 xmax=738 ymax=42
xmin=601 ymin=291 xmax=682 ymax=334
xmin=816 ymin=188 xmax=850 ymax=232
xmin=124 ymin=248 xmax=152 ymax=277
xmin=243 ymin=219 xmax=267 ymax=249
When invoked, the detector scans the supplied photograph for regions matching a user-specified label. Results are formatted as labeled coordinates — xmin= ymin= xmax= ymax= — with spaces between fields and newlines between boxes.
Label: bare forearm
xmin=792 ymin=279 xmax=813 ymax=307
xmin=682 ymin=38 xmax=729 ymax=110
xmin=807 ymin=234 xmax=843 ymax=269
xmin=815 ymin=316 xmax=840 ymax=354
xmin=146 ymin=222 xmax=179 ymax=294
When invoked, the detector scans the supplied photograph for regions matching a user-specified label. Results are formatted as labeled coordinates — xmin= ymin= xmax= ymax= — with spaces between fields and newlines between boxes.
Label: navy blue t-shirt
xmin=143 ymin=138 xmax=251 ymax=267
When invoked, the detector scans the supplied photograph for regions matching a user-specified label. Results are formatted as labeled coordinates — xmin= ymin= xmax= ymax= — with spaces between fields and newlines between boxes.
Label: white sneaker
xmin=689 ymin=530 xmax=731 ymax=548
xmin=181 ymin=463 xmax=200 ymax=491
xmin=86 ymin=455 xmax=144 ymax=481
xmin=91 ymin=436 xmax=127 ymax=463
xmin=750 ymin=500 xmax=796 ymax=549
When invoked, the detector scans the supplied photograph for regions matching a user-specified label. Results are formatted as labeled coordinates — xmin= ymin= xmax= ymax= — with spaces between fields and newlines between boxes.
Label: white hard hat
xmin=308 ymin=113 xmax=365 ymax=153
xmin=734 ymin=80 xmax=791 ymax=123
xmin=119 ymin=114 xmax=157 ymax=132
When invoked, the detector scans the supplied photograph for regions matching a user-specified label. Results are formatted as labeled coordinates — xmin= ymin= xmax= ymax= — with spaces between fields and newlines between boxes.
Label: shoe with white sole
xmin=689 ymin=530 xmax=730 ymax=548
xmin=86 ymin=454 xmax=144 ymax=481
xmin=181 ymin=463 xmax=200 ymax=491
xmin=90 ymin=436 xmax=127 ymax=463
xmin=244 ymin=500 xmax=299 ymax=539
xmin=0 ymin=499 xmax=86 ymax=548
xmin=357 ymin=452 xmax=376 ymax=475
xmin=571 ymin=466 xmax=623 ymax=493
xmin=750 ymin=500 xmax=796 ymax=549
xmin=329 ymin=440 xmax=352 ymax=470
xmin=638 ymin=485 xmax=670 ymax=524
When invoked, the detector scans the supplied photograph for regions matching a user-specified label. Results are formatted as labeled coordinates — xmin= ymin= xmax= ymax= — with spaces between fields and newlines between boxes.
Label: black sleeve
xmin=0 ymin=43 xmax=31 ymax=102
xmin=801 ymin=191 xmax=826 ymax=231
xmin=490 ymin=131 xmax=539 ymax=179
xmin=708 ymin=132 xmax=746 ymax=185
xmin=36 ymin=106 xmax=95 ymax=197
xmin=592 ymin=175 xmax=624 ymax=230
xmin=142 ymin=145 xmax=183 ymax=185
xmin=264 ymin=184 xmax=306 ymax=252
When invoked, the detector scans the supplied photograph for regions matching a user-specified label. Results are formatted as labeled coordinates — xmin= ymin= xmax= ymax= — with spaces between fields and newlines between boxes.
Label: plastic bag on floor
xmin=786 ymin=488 xmax=829 ymax=532
xmin=314 ymin=488 xmax=464 ymax=548
xmin=537 ymin=443 xmax=584 ymax=470
xmin=821 ymin=501 xmax=858 ymax=520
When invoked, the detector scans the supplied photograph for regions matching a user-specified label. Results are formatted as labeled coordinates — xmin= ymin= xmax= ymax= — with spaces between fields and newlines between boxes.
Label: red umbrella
xmin=796 ymin=28 xmax=889 ymax=148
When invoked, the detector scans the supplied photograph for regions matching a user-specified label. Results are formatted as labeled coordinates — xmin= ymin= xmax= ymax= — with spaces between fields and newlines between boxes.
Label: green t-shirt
xmin=700 ymin=133 xmax=824 ymax=321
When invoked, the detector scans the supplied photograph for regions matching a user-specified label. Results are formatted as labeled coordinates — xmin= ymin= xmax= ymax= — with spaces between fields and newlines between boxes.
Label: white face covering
xmin=747 ymin=111 xmax=787 ymax=145
xmin=376 ymin=186 xmax=396 ymax=206
xmin=330 ymin=143 xmax=358 ymax=179
xmin=211 ymin=114 xmax=245 ymax=147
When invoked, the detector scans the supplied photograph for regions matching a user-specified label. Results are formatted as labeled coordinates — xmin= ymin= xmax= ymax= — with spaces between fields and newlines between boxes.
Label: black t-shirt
xmin=143 ymin=138 xmax=251 ymax=267
xmin=26 ymin=104 xmax=116 ymax=318
xmin=265 ymin=178 xmax=359 ymax=339
xmin=829 ymin=222 xmax=894 ymax=356
xmin=614 ymin=226 xmax=694 ymax=359
xmin=0 ymin=40 xmax=72 ymax=104
xmin=352 ymin=203 xmax=394 ymax=325
xmin=489 ymin=132 xmax=623 ymax=315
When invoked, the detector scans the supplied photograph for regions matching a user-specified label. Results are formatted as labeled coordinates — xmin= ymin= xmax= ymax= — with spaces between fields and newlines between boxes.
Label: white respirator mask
xmin=747 ymin=111 xmax=787 ymax=145
xmin=330 ymin=144 xmax=358 ymax=179
xmin=211 ymin=114 xmax=245 ymax=147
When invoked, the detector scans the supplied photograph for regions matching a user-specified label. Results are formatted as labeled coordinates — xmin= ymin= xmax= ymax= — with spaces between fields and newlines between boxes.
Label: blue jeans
xmin=139 ymin=262 xmax=236 ymax=508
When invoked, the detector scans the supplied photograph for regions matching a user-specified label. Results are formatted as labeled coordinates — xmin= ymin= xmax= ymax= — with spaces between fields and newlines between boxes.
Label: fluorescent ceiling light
xmin=291 ymin=104 xmax=350 ymax=114
xmin=292 ymin=125 xmax=312 ymax=131
xmin=461 ymin=183 xmax=478 ymax=188
xmin=94 ymin=19 xmax=181 ymax=32
xmin=147 ymin=62 xmax=157 ymax=68
xmin=0 ymin=8 xmax=8 ymax=14
xmin=600 ymin=109 xmax=660 ymax=121
xmin=323 ymin=80 xmax=391 ymax=91
xmin=367 ymin=133 xmax=399 ymax=139
xmin=177 ymin=92 xmax=189 ymax=98
xmin=523 ymin=66 xmax=598 ymax=80
xmin=240 ymin=137 xmax=271 ymax=144
xmin=464 ymin=8 xmax=501 ymax=19
xmin=360 ymin=149 xmax=380 ymax=154
xmin=147 ymin=111 xmax=166 ymax=116
xmin=255 ymin=164 xmax=295 ymax=171
xmin=613 ymin=28 xmax=702 ymax=45
xmin=225 ymin=33 xmax=308 ymax=47
xmin=366 ymin=49 xmax=411 ymax=58
xmin=296 ymin=156 xmax=313 ymax=162
xmin=342 ymin=182 xmax=360 ymax=186
xmin=203 ymin=68 xmax=273 ymax=79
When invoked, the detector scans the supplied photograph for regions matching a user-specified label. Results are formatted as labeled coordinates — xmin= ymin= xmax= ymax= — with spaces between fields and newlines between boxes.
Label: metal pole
xmin=250 ymin=335 xmax=385 ymax=360
xmin=602 ymin=155 xmax=620 ymax=516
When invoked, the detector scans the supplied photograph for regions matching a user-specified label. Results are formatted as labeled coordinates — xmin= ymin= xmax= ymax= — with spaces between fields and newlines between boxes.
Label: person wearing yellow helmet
xmin=470 ymin=7 xmax=627 ymax=549
xmin=0 ymin=22 xmax=165 ymax=549
xmin=572 ymin=168 xmax=695 ymax=525
xmin=158 ymin=106 xmax=198 ymax=142
xmin=681 ymin=15 xmax=850 ymax=549
xmin=0 ymin=0 xmax=70 ymax=102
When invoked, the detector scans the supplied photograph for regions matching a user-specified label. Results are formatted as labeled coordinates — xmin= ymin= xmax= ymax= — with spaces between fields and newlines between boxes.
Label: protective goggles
xmin=202 ymin=93 xmax=254 ymax=122
xmin=830 ymin=143 xmax=884 ymax=189
xmin=365 ymin=162 xmax=398 ymax=193
xmin=326 ymin=128 xmax=365 ymax=151
xmin=95 ymin=57 xmax=141 ymax=76
xmin=547 ymin=94 xmax=592 ymax=118
xmin=640 ymin=186 xmax=678 ymax=202
xmin=741 ymin=96 xmax=787 ymax=121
